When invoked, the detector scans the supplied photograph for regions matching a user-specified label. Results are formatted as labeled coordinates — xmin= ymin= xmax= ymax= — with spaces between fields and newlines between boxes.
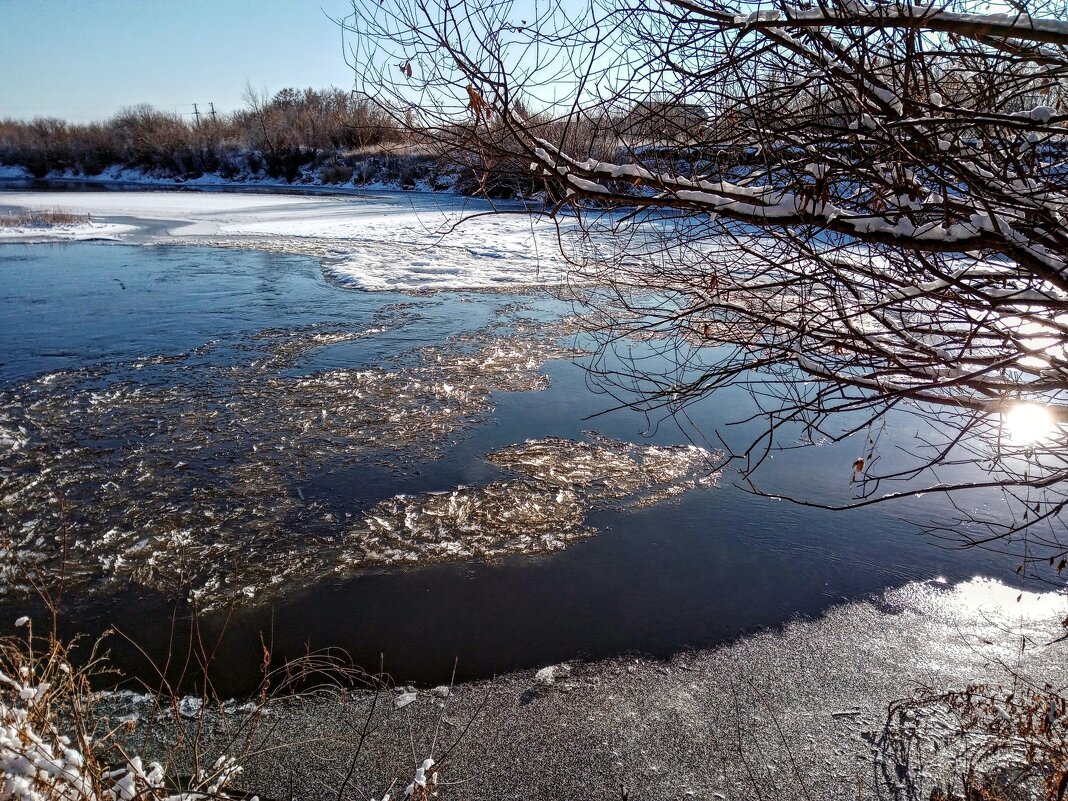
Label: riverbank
xmin=0 ymin=164 xmax=446 ymax=195
xmin=106 ymin=577 xmax=1068 ymax=800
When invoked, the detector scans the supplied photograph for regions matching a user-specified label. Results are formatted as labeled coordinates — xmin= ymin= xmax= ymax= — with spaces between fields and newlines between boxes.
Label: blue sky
xmin=0 ymin=0 xmax=357 ymax=122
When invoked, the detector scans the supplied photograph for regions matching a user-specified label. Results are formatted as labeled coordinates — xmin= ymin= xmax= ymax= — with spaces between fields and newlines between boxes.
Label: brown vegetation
xmin=0 ymin=88 xmax=415 ymax=184
xmin=0 ymin=209 xmax=85 ymax=228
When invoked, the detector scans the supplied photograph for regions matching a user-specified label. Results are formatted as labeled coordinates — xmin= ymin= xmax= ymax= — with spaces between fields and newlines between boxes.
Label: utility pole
xmin=209 ymin=102 xmax=217 ymax=122
xmin=192 ymin=103 xmax=201 ymax=124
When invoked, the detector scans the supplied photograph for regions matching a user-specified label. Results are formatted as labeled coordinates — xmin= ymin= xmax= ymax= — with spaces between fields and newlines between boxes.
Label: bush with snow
xmin=0 ymin=618 xmax=244 ymax=801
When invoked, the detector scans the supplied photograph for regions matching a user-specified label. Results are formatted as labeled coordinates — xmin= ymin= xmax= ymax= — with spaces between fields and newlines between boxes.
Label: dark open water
xmin=0 ymin=241 xmax=1013 ymax=695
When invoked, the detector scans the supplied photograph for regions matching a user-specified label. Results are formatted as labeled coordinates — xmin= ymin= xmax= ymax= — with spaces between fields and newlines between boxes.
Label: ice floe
xmin=0 ymin=312 xmax=718 ymax=610
xmin=337 ymin=434 xmax=719 ymax=568
xmin=0 ymin=317 xmax=579 ymax=607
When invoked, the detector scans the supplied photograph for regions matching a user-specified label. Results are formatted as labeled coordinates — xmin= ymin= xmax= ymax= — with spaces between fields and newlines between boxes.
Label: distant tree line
xmin=0 ymin=84 xmax=709 ymax=196
xmin=0 ymin=87 xmax=444 ymax=187
xmin=5 ymin=74 xmax=1066 ymax=199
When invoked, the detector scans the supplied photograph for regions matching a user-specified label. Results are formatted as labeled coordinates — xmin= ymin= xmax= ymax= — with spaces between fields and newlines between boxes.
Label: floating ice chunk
xmin=535 ymin=662 xmax=572 ymax=686
xmin=0 ymin=317 xmax=583 ymax=609
xmin=534 ymin=666 xmax=557 ymax=686
xmin=178 ymin=696 xmax=203 ymax=718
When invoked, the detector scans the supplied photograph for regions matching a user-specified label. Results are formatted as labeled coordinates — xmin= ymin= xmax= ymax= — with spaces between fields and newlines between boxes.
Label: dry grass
xmin=0 ymin=209 xmax=86 ymax=229
xmin=0 ymin=620 xmax=220 ymax=801
xmin=877 ymin=681 xmax=1068 ymax=800
xmin=0 ymin=615 xmax=402 ymax=801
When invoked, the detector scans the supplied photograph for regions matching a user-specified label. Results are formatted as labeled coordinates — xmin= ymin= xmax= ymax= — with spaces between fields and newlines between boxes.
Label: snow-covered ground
xmin=0 ymin=219 xmax=136 ymax=243
xmin=0 ymin=190 xmax=580 ymax=291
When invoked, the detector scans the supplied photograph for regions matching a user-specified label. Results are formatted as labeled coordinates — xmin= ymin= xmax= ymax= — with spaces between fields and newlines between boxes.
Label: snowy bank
xmin=0 ymin=220 xmax=136 ymax=243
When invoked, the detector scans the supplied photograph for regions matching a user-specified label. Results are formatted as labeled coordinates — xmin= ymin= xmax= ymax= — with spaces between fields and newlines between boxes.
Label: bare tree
xmin=345 ymin=0 xmax=1068 ymax=577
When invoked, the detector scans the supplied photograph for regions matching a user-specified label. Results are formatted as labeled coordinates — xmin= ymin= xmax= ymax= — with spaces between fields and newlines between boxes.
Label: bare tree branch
xmin=346 ymin=0 xmax=1068 ymax=577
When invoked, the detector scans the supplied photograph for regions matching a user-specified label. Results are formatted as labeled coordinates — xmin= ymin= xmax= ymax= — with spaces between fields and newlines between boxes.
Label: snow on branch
xmin=696 ymin=0 xmax=1068 ymax=46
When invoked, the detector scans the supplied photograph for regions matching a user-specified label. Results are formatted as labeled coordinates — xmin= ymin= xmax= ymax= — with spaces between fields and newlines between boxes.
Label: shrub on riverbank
xmin=877 ymin=682 xmax=1068 ymax=799
xmin=0 ymin=210 xmax=85 ymax=228
xmin=0 ymin=90 xmax=462 ymax=190
xmin=0 ymin=90 xmax=400 ymax=175
xmin=0 ymin=616 xmax=414 ymax=801
xmin=0 ymin=618 xmax=248 ymax=801
xmin=0 ymin=89 xmax=637 ymax=198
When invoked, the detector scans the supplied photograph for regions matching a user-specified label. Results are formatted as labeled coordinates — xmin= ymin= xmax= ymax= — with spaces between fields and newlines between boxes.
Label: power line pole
xmin=192 ymin=103 xmax=201 ymax=124
xmin=209 ymin=102 xmax=217 ymax=122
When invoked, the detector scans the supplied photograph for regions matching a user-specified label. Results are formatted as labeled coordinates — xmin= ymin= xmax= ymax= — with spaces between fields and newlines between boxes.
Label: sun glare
xmin=1003 ymin=403 xmax=1055 ymax=446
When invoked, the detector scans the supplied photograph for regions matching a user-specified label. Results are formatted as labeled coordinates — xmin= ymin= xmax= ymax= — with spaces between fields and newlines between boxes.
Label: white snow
xmin=0 ymin=670 xmax=239 ymax=801
xmin=0 ymin=191 xmax=579 ymax=292
xmin=534 ymin=666 xmax=557 ymax=685
xmin=781 ymin=0 xmax=1068 ymax=41
xmin=534 ymin=663 xmax=572 ymax=686
xmin=0 ymin=219 xmax=135 ymax=243
xmin=405 ymin=758 xmax=435 ymax=797
xmin=1 ymin=191 xmax=326 ymax=226
xmin=1024 ymin=105 xmax=1056 ymax=123
xmin=178 ymin=696 xmax=203 ymax=718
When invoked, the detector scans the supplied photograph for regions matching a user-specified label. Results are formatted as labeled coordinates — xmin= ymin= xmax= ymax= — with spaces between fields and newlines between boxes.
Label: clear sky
xmin=0 ymin=0 xmax=357 ymax=123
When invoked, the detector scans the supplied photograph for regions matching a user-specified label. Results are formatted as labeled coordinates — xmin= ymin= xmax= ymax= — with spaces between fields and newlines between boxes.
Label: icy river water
xmin=0 ymin=239 xmax=1017 ymax=695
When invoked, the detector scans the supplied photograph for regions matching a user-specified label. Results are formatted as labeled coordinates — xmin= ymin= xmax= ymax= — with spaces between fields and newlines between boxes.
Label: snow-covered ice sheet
xmin=0 ymin=190 xmax=323 ymax=221
xmin=231 ymin=209 xmax=577 ymax=292
xmin=0 ymin=190 xmax=581 ymax=292
xmin=0 ymin=192 xmax=337 ymax=249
